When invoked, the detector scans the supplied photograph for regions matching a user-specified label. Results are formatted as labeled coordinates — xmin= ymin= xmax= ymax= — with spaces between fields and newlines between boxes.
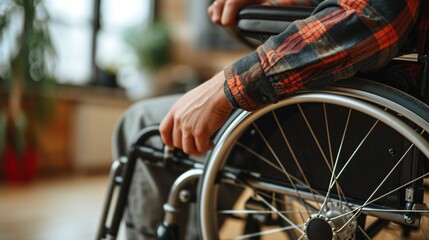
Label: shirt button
xmin=261 ymin=95 xmax=268 ymax=103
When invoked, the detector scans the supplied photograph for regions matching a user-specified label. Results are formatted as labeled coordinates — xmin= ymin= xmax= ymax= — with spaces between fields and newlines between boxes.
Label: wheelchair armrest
xmin=234 ymin=5 xmax=314 ymax=48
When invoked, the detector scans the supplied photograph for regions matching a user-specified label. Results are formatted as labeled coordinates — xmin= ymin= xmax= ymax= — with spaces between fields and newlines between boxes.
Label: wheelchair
xmin=97 ymin=5 xmax=429 ymax=240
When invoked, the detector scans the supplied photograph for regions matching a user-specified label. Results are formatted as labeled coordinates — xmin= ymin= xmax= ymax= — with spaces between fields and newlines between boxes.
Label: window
xmin=45 ymin=0 xmax=94 ymax=85
xmin=45 ymin=0 xmax=151 ymax=85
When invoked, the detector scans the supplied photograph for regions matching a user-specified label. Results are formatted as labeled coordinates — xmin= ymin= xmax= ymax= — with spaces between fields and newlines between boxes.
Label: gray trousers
xmin=112 ymin=94 xmax=199 ymax=240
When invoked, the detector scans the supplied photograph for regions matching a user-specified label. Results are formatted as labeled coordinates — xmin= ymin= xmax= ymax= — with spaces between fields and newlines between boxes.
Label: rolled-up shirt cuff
xmin=224 ymin=51 xmax=279 ymax=111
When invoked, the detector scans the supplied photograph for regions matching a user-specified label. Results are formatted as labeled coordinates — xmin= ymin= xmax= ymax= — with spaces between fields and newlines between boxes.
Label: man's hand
xmin=159 ymin=71 xmax=233 ymax=155
xmin=208 ymin=0 xmax=273 ymax=26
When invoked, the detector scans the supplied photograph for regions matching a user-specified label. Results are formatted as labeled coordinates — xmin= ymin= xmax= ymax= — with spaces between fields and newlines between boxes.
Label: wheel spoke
xmin=360 ymin=129 xmax=427 ymax=208
xmin=331 ymin=171 xmax=429 ymax=222
xmin=256 ymin=191 xmax=305 ymax=235
xmin=357 ymin=225 xmax=372 ymax=240
xmin=253 ymin=122 xmax=313 ymax=218
xmin=257 ymin=190 xmax=319 ymax=221
xmin=362 ymin=143 xmax=414 ymax=206
xmin=333 ymin=139 xmax=415 ymax=231
xmin=272 ymin=110 xmax=322 ymax=208
xmin=297 ymin=232 xmax=306 ymax=240
xmin=287 ymin=197 xmax=319 ymax=214
xmin=252 ymin=122 xmax=293 ymax=183
xmin=323 ymin=103 xmax=335 ymax=173
xmin=332 ymin=130 xmax=427 ymax=229
xmin=220 ymin=170 xmax=313 ymax=235
xmin=364 ymin=172 xmax=429 ymax=209
xmin=221 ymin=179 xmax=320 ymax=218
xmin=236 ymin=142 xmax=318 ymax=192
xmin=319 ymin=108 xmax=352 ymax=214
xmin=323 ymin=104 xmax=347 ymax=204
xmin=325 ymin=116 xmax=379 ymax=201
xmin=236 ymin=142 xmax=284 ymax=173
xmin=299 ymin=104 xmax=352 ymax=211
xmin=297 ymin=104 xmax=333 ymax=172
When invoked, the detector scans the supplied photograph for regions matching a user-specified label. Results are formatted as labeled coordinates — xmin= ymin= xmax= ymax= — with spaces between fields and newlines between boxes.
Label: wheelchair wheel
xmin=198 ymin=78 xmax=429 ymax=239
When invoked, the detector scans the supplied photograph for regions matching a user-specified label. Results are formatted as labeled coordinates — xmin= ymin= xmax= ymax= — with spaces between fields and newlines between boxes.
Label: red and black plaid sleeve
xmin=224 ymin=0 xmax=421 ymax=111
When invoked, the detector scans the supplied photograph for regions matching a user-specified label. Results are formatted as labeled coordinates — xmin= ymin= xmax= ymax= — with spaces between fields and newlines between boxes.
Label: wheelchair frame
xmin=97 ymin=5 xmax=429 ymax=240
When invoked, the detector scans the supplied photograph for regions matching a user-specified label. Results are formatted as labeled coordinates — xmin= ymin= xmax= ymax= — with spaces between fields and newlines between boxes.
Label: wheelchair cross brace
xmin=96 ymin=125 xmax=202 ymax=240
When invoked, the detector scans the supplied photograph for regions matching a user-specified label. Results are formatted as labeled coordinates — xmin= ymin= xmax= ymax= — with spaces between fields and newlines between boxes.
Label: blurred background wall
xmin=0 ymin=0 xmax=251 ymax=182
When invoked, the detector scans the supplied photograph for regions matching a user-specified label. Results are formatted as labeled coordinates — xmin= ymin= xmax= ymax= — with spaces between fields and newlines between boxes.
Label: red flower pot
xmin=3 ymin=144 xmax=39 ymax=183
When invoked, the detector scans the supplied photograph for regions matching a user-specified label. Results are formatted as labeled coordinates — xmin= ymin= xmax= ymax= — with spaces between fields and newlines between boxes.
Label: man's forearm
xmin=224 ymin=0 xmax=421 ymax=111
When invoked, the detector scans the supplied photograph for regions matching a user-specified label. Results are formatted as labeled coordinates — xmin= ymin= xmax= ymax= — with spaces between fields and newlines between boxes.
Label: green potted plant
xmin=0 ymin=0 xmax=56 ymax=182
xmin=122 ymin=22 xmax=172 ymax=96
xmin=123 ymin=22 xmax=171 ymax=72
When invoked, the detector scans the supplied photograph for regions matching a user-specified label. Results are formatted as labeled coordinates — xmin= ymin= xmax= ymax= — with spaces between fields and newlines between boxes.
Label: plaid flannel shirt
xmin=224 ymin=0 xmax=423 ymax=111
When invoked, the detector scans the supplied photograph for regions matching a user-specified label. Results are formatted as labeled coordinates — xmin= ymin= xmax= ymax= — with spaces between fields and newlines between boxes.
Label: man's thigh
xmin=113 ymin=94 xmax=182 ymax=159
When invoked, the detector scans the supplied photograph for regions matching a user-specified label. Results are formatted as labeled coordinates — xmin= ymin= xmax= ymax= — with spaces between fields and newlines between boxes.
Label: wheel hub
xmin=306 ymin=217 xmax=333 ymax=240
xmin=305 ymin=202 xmax=357 ymax=240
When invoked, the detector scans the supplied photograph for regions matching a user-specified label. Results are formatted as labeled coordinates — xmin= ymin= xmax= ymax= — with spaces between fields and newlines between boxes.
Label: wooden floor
xmin=1 ymin=175 xmax=427 ymax=240
xmin=0 ymin=174 xmax=126 ymax=240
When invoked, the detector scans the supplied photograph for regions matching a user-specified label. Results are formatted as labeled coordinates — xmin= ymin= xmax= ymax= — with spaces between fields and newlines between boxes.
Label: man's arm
xmin=225 ymin=0 xmax=421 ymax=110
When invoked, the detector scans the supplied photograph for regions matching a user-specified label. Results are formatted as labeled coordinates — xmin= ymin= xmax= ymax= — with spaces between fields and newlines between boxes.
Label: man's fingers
xmin=159 ymin=112 xmax=174 ymax=149
xmin=221 ymin=0 xmax=248 ymax=26
xmin=208 ymin=0 xmax=225 ymax=24
xmin=182 ymin=133 xmax=201 ymax=155
xmin=195 ymin=129 xmax=216 ymax=154
xmin=172 ymin=124 xmax=183 ymax=149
